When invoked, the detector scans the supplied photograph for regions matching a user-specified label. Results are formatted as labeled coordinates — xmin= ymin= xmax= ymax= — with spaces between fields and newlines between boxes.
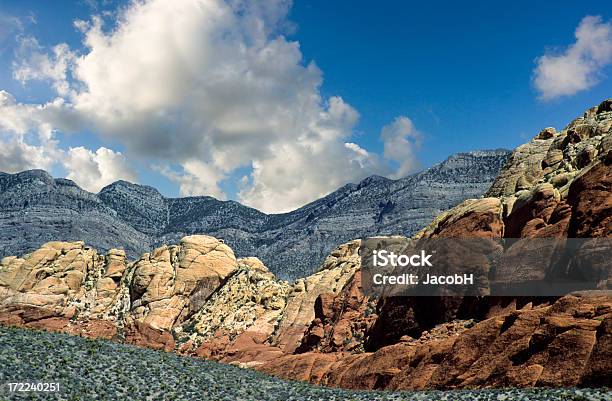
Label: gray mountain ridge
xmin=0 ymin=149 xmax=510 ymax=280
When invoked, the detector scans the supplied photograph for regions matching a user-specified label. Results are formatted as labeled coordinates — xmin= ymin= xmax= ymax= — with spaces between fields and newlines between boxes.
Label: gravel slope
xmin=0 ymin=327 xmax=610 ymax=401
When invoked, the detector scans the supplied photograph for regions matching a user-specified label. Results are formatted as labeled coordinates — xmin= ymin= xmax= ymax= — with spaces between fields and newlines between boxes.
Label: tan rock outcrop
xmin=0 ymin=235 xmax=240 ymax=333
xmin=486 ymin=102 xmax=611 ymax=199
xmin=176 ymin=257 xmax=290 ymax=353
xmin=0 ymin=241 xmax=102 ymax=313
xmin=128 ymin=235 xmax=238 ymax=330
xmin=272 ymin=240 xmax=361 ymax=353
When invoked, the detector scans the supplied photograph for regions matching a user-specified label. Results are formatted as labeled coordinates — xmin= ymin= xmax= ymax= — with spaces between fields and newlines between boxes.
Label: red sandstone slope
xmin=0 ymin=99 xmax=610 ymax=391
xmin=258 ymin=99 xmax=612 ymax=389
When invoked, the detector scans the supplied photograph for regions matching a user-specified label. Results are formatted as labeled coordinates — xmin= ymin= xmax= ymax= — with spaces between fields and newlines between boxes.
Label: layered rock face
xmin=0 ymin=149 xmax=509 ymax=280
xmin=0 ymin=101 xmax=610 ymax=391
xmin=260 ymin=293 xmax=611 ymax=389
xmin=0 ymin=236 xmax=241 ymax=350
xmin=259 ymin=99 xmax=612 ymax=388
xmin=0 ymin=172 xmax=152 ymax=262
xmin=0 ymin=235 xmax=363 ymax=367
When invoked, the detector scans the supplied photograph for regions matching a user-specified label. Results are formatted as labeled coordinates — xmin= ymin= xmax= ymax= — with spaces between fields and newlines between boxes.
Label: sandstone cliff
xmin=0 ymin=100 xmax=610 ymax=391
xmin=0 ymin=234 xmax=362 ymax=365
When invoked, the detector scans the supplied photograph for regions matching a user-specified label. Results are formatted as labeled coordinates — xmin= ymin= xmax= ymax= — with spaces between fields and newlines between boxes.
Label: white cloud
xmin=0 ymin=138 xmax=55 ymax=173
xmin=534 ymin=16 xmax=612 ymax=100
xmin=0 ymin=90 xmax=31 ymax=134
xmin=380 ymin=116 xmax=422 ymax=179
xmin=1 ymin=89 xmax=136 ymax=191
xmin=13 ymin=37 xmax=76 ymax=96
xmin=239 ymin=133 xmax=387 ymax=212
xmin=0 ymin=90 xmax=84 ymax=137
xmin=7 ymin=0 xmax=421 ymax=212
xmin=158 ymin=160 xmax=226 ymax=200
xmin=0 ymin=91 xmax=62 ymax=173
xmin=0 ymin=92 xmax=132 ymax=191
xmin=63 ymin=147 xmax=137 ymax=193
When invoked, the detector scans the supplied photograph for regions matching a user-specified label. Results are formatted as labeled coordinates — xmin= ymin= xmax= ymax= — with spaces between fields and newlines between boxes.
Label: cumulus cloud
xmin=0 ymin=91 xmax=61 ymax=173
xmin=7 ymin=0 xmax=421 ymax=212
xmin=0 ymin=90 xmax=83 ymax=137
xmin=158 ymin=160 xmax=227 ymax=200
xmin=381 ymin=116 xmax=422 ymax=179
xmin=0 ymin=91 xmax=133 ymax=190
xmin=534 ymin=16 xmax=612 ymax=100
xmin=0 ymin=138 xmax=55 ymax=173
xmin=63 ymin=147 xmax=137 ymax=193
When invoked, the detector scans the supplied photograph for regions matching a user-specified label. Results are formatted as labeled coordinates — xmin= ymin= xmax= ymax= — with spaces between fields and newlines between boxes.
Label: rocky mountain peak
xmin=98 ymin=179 xmax=162 ymax=197
xmin=0 ymin=149 xmax=509 ymax=280
xmin=0 ymin=169 xmax=54 ymax=191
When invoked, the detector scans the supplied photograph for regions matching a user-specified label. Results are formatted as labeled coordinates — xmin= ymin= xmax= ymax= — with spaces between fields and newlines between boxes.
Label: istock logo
xmin=372 ymin=250 xmax=433 ymax=267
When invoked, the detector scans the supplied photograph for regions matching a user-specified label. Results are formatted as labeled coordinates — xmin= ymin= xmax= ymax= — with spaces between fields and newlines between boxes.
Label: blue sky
xmin=290 ymin=1 xmax=612 ymax=162
xmin=0 ymin=0 xmax=611 ymax=213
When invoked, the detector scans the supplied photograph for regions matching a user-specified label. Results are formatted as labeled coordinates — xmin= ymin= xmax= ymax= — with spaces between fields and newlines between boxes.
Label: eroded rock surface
xmin=129 ymin=235 xmax=238 ymax=330
xmin=273 ymin=240 xmax=362 ymax=353
xmin=259 ymin=293 xmax=612 ymax=389
xmin=0 ymin=235 xmax=240 ymax=333
xmin=0 ymin=100 xmax=610 ymax=392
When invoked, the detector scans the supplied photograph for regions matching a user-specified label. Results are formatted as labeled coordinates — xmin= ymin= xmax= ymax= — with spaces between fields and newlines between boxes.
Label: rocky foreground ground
xmin=1 ymin=326 xmax=610 ymax=401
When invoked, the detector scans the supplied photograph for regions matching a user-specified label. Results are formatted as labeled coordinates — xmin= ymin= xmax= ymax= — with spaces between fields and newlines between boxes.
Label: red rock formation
xmin=297 ymin=273 xmax=377 ymax=354
xmin=260 ymin=293 xmax=612 ymax=389
xmin=0 ymin=100 xmax=610 ymax=392
xmin=0 ymin=306 xmax=175 ymax=351
xmin=124 ymin=321 xmax=175 ymax=352
xmin=258 ymin=99 xmax=612 ymax=389
xmin=567 ymin=154 xmax=612 ymax=238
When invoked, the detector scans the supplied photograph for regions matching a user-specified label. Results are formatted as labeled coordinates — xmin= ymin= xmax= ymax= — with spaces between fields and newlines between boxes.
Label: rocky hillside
xmin=3 ymin=327 xmax=604 ymax=401
xmin=0 ymin=149 xmax=509 ymax=280
xmin=0 ymin=99 xmax=610 ymax=393
xmin=1 ymin=233 xmax=609 ymax=392
xmin=258 ymin=99 xmax=611 ymax=389
xmin=0 ymin=235 xmax=363 ymax=360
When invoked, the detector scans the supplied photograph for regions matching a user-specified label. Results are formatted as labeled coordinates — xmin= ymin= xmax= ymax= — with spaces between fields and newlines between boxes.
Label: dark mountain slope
xmin=0 ymin=149 xmax=509 ymax=280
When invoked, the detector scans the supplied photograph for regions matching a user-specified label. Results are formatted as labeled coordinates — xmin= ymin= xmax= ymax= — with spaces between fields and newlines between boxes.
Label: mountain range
xmin=0 ymin=149 xmax=509 ymax=280
xmin=0 ymin=99 xmax=609 ymax=394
